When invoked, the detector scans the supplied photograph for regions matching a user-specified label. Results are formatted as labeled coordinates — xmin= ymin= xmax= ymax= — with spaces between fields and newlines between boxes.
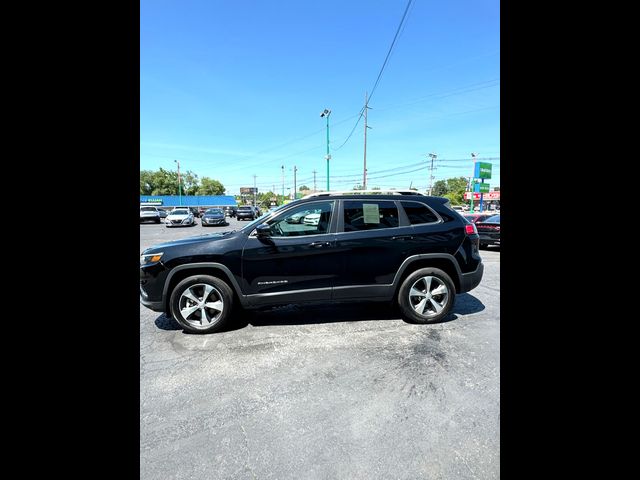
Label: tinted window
xmin=266 ymin=201 xmax=334 ymax=237
xmin=206 ymin=209 xmax=223 ymax=214
xmin=172 ymin=209 xmax=189 ymax=215
xmin=485 ymin=215 xmax=500 ymax=223
xmin=140 ymin=207 xmax=156 ymax=212
xmin=401 ymin=201 xmax=439 ymax=225
xmin=343 ymin=200 xmax=399 ymax=231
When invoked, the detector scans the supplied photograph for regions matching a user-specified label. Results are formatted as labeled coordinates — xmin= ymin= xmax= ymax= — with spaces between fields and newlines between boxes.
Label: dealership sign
xmin=464 ymin=191 xmax=500 ymax=200
xmin=140 ymin=198 xmax=163 ymax=205
xmin=474 ymin=162 xmax=492 ymax=179
xmin=240 ymin=187 xmax=258 ymax=194
xmin=473 ymin=183 xmax=490 ymax=193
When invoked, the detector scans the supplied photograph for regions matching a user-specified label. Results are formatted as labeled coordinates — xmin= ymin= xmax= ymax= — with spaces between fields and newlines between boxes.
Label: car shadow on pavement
xmin=154 ymin=293 xmax=485 ymax=332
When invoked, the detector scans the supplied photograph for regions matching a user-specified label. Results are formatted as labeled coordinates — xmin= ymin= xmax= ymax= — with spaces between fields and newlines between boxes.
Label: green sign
xmin=474 ymin=183 xmax=490 ymax=193
xmin=474 ymin=162 xmax=492 ymax=179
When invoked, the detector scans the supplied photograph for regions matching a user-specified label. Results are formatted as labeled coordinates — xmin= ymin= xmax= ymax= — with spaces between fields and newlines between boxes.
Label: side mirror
xmin=255 ymin=224 xmax=272 ymax=237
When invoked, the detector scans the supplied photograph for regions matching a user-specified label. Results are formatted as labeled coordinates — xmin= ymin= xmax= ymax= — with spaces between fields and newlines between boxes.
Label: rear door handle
xmin=309 ymin=241 xmax=331 ymax=248
xmin=391 ymin=236 xmax=414 ymax=241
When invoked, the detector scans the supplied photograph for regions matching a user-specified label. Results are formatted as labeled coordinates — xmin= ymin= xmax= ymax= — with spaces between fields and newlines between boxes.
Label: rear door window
xmin=343 ymin=200 xmax=399 ymax=231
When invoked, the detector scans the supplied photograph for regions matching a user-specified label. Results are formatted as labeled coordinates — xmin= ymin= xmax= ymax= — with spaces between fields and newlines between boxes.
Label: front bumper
xmin=459 ymin=262 xmax=484 ymax=293
xmin=140 ymin=294 xmax=164 ymax=312
xmin=202 ymin=218 xmax=225 ymax=225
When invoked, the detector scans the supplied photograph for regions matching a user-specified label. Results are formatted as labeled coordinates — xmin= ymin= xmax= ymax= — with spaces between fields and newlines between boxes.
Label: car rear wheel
xmin=170 ymin=275 xmax=234 ymax=334
xmin=397 ymin=267 xmax=455 ymax=324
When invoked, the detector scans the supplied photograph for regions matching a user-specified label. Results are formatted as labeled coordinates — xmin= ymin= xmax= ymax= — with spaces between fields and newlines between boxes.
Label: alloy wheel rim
xmin=178 ymin=283 xmax=224 ymax=328
xmin=408 ymin=275 xmax=449 ymax=318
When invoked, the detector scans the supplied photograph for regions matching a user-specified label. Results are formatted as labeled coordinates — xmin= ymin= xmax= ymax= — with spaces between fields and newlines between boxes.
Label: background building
xmin=140 ymin=195 xmax=237 ymax=209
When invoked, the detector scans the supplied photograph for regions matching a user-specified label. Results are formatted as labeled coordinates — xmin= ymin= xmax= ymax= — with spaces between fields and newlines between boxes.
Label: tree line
xmin=140 ymin=169 xmax=225 ymax=196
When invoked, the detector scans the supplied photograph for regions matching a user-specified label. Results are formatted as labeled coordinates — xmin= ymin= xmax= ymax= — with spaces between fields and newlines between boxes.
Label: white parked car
xmin=140 ymin=206 xmax=161 ymax=224
xmin=165 ymin=208 xmax=195 ymax=227
xmin=302 ymin=212 xmax=321 ymax=226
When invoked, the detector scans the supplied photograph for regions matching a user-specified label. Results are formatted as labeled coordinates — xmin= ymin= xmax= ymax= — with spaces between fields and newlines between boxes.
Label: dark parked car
xmin=140 ymin=191 xmax=484 ymax=334
xmin=186 ymin=206 xmax=200 ymax=218
xmin=236 ymin=206 xmax=257 ymax=221
xmin=463 ymin=213 xmax=493 ymax=224
xmin=223 ymin=206 xmax=237 ymax=217
xmin=476 ymin=214 xmax=500 ymax=248
xmin=201 ymin=208 xmax=227 ymax=227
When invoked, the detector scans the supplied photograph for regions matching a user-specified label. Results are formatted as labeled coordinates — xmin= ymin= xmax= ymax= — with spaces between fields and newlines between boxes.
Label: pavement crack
xmin=240 ymin=423 xmax=258 ymax=480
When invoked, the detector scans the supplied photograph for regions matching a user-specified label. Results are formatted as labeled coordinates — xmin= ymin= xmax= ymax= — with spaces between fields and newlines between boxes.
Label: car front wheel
xmin=170 ymin=275 xmax=234 ymax=334
xmin=397 ymin=267 xmax=455 ymax=324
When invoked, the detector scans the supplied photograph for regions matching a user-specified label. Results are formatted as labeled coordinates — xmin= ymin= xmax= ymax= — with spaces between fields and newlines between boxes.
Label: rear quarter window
xmin=400 ymin=201 xmax=440 ymax=225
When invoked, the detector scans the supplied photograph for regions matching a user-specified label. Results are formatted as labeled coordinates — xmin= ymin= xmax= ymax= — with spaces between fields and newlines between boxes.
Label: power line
xmin=334 ymin=0 xmax=414 ymax=151
xmin=368 ymin=0 xmax=414 ymax=104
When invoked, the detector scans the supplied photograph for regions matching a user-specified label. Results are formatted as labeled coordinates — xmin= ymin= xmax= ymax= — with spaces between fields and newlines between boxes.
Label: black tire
xmin=397 ymin=267 xmax=455 ymax=324
xmin=155 ymin=218 xmax=161 ymax=224
xmin=170 ymin=275 xmax=234 ymax=334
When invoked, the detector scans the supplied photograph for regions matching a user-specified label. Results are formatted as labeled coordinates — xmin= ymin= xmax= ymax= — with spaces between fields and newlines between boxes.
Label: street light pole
xmin=281 ymin=165 xmax=284 ymax=204
xmin=320 ymin=108 xmax=331 ymax=191
xmin=174 ymin=159 xmax=182 ymax=206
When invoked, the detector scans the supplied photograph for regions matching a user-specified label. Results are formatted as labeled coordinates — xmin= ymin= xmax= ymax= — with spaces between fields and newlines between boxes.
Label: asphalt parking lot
xmin=140 ymin=216 xmax=500 ymax=479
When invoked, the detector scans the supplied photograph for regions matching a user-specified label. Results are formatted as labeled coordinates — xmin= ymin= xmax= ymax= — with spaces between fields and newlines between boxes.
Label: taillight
xmin=465 ymin=223 xmax=477 ymax=235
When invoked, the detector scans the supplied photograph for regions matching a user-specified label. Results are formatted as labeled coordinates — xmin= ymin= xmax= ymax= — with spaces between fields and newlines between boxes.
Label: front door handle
xmin=391 ymin=235 xmax=414 ymax=241
xmin=309 ymin=241 xmax=331 ymax=248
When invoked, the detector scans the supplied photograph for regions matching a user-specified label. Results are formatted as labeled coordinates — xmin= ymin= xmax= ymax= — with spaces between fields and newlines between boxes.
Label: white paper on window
xmin=362 ymin=203 xmax=380 ymax=224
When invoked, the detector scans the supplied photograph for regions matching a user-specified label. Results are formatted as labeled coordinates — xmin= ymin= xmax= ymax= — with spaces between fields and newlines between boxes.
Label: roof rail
xmin=302 ymin=189 xmax=424 ymax=199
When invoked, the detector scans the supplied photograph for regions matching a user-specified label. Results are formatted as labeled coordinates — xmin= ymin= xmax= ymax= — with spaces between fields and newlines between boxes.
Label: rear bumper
xmin=478 ymin=233 xmax=500 ymax=246
xmin=459 ymin=262 xmax=484 ymax=293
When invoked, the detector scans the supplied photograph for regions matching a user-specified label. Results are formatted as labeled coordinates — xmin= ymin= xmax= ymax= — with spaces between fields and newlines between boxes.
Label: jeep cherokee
xmin=140 ymin=191 xmax=484 ymax=333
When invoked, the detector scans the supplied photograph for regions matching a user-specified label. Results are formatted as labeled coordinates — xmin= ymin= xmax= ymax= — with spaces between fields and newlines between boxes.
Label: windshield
xmin=171 ymin=209 xmax=189 ymax=215
xmin=205 ymin=209 xmax=223 ymax=214
xmin=140 ymin=207 xmax=156 ymax=212
xmin=484 ymin=215 xmax=500 ymax=223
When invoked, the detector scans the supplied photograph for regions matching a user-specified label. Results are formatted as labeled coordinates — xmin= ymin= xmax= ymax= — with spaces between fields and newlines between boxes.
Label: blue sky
xmin=140 ymin=0 xmax=500 ymax=195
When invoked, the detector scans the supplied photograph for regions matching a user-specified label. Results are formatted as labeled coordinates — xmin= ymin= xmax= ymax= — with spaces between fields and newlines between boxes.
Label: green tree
xmin=353 ymin=184 xmax=364 ymax=190
xmin=371 ymin=186 xmax=381 ymax=190
xmin=181 ymin=170 xmax=200 ymax=195
xmin=299 ymin=185 xmax=309 ymax=191
xmin=150 ymin=168 xmax=180 ymax=195
xmin=140 ymin=170 xmax=155 ymax=195
xmin=431 ymin=180 xmax=447 ymax=197
xmin=198 ymin=177 xmax=225 ymax=195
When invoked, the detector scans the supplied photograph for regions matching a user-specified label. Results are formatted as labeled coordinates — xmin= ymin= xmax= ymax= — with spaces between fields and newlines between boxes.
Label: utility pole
xmin=293 ymin=166 xmax=297 ymax=200
xmin=253 ymin=174 xmax=257 ymax=206
xmin=174 ymin=159 xmax=182 ymax=206
xmin=312 ymin=170 xmax=317 ymax=192
xmin=320 ymin=108 xmax=331 ymax=191
xmin=471 ymin=152 xmax=477 ymax=213
xmin=363 ymin=91 xmax=371 ymax=189
xmin=281 ymin=165 xmax=285 ymax=204
xmin=428 ymin=153 xmax=437 ymax=195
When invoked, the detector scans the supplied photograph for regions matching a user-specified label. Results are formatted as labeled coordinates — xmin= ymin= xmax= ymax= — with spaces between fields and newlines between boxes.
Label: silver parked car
xmin=140 ymin=206 xmax=161 ymax=224
xmin=165 ymin=208 xmax=196 ymax=227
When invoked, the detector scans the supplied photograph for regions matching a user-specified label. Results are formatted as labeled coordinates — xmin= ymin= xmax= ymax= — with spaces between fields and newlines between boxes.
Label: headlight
xmin=140 ymin=252 xmax=164 ymax=266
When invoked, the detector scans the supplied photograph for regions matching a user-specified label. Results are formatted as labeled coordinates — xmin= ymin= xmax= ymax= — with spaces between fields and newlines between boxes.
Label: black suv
xmin=236 ymin=205 xmax=257 ymax=221
xmin=140 ymin=191 xmax=484 ymax=333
